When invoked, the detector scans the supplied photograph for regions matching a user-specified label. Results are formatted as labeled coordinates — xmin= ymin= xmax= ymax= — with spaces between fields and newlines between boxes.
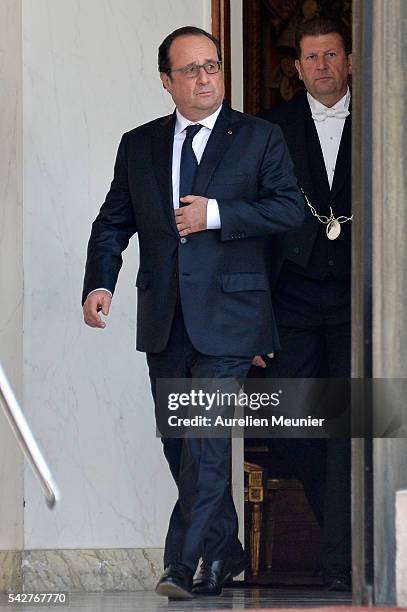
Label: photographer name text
xmin=168 ymin=415 xmax=325 ymax=428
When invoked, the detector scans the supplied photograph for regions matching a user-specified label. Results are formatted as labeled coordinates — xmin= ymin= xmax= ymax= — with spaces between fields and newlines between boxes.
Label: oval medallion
xmin=326 ymin=219 xmax=341 ymax=240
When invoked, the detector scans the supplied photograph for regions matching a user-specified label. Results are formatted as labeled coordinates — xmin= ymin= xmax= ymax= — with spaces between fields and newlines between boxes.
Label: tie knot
xmin=185 ymin=124 xmax=203 ymax=139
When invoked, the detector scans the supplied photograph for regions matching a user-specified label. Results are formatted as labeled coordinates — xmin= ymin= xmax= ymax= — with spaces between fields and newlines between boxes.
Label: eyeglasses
xmin=169 ymin=60 xmax=222 ymax=78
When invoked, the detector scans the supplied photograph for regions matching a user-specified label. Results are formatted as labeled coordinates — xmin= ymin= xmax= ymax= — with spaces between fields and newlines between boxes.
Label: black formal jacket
xmin=82 ymin=103 xmax=304 ymax=356
xmin=259 ymin=92 xmax=351 ymax=287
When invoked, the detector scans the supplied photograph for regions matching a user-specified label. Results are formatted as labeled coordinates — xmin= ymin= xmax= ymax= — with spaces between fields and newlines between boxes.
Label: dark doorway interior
xmin=240 ymin=0 xmax=352 ymax=586
xmin=244 ymin=441 xmax=322 ymax=585
xmin=243 ymin=0 xmax=352 ymax=115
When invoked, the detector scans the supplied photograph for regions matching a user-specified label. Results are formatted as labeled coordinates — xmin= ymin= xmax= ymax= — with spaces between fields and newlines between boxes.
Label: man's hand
xmin=252 ymin=353 xmax=274 ymax=368
xmin=83 ymin=290 xmax=112 ymax=329
xmin=175 ymin=196 xmax=208 ymax=236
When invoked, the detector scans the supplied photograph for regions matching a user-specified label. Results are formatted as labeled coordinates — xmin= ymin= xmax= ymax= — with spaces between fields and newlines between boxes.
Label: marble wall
xmin=22 ymin=548 xmax=163 ymax=592
xmin=0 ymin=0 xmax=24 ymax=553
xmin=22 ymin=0 xmax=211 ymax=552
xmin=0 ymin=0 xmax=211 ymax=579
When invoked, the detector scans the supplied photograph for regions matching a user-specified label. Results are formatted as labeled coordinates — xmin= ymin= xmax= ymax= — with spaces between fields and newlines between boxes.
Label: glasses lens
xmin=205 ymin=62 xmax=219 ymax=74
xmin=178 ymin=62 xmax=221 ymax=77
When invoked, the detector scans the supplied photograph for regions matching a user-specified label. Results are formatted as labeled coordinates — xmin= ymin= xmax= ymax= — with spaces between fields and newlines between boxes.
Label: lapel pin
xmin=227 ymin=130 xmax=233 ymax=135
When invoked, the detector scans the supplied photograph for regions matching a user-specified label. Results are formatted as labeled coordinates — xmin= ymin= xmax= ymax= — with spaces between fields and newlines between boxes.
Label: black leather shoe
xmin=155 ymin=563 xmax=194 ymax=599
xmin=192 ymin=556 xmax=248 ymax=596
xmin=324 ymin=575 xmax=351 ymax=592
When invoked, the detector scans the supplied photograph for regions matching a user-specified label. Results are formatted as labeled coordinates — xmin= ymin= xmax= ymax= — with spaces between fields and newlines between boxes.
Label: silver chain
xmin=299 ymin=186 xmax=353 ymax=226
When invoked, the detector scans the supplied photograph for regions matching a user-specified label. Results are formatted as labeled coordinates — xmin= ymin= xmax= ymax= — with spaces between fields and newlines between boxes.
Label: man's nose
xmin=196 ymin=66 xmax=210 ymax=83
xmin=316 ymin=55 xmax=328 ymax=69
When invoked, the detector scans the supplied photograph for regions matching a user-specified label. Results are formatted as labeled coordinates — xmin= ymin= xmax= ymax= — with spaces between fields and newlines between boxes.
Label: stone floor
xmin=0 ymin=586 xmax=354 ymax=612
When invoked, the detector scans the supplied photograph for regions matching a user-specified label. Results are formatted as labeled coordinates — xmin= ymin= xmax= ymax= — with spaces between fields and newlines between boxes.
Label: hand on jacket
xmin=176 ymin=196 xmax=208 ymax=236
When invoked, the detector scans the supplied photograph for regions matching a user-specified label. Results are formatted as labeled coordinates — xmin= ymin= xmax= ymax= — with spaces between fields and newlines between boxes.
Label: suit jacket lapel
xmin=193 ymin=103 xmax=241 ymax=196
xmin=152 ymin=112 xmax=178 ymax=235
xmin=330 ymin=114 xmax=351 ymax=200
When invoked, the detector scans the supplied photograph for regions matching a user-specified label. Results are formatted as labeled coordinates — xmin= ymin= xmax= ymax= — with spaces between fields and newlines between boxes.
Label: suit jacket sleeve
xmin=82 ymin=134 xmax=137 ymax=304
xmin=218 ymin=123 xmax=304 ymax=241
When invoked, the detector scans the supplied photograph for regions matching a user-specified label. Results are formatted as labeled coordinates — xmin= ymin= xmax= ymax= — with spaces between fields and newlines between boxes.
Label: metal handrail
xmin=0 ymin=363 xmax=59 ymax=508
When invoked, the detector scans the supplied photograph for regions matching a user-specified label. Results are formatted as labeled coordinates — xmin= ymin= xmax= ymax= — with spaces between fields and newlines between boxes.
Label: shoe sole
xmin=155 ymin=582 xmax=193 ymax=599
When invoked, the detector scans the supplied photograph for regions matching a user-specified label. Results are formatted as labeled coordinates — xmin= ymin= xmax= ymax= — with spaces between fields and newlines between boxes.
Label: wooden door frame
xmin=211 ymin=0 xmax=232 ymax=103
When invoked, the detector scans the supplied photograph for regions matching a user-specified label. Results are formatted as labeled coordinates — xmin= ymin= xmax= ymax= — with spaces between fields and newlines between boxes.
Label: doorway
xmin=213 ymin=0 xmax=357 ymax=592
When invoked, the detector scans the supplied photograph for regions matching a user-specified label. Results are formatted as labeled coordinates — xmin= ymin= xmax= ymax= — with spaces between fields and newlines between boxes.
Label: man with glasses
xmin=82 ymin=26 xmax=303 ymax=599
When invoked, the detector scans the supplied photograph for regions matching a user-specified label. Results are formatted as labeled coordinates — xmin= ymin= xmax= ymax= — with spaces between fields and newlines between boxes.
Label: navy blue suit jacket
xmin=82 ymin=103 xmax=304 ymax=356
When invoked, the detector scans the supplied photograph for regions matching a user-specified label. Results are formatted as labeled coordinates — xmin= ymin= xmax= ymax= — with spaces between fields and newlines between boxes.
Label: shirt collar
xmin=174 ymin=104 xmax=223 ymax=136
xmin=307 ymin=86 xmax=351 ymax=114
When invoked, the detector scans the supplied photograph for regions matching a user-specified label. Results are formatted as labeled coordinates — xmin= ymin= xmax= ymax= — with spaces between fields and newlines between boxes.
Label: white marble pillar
xmin=371 ymin=0 xmax=407 ymax=605
xmin=0 ymin=0 xmax=211 ymax=591
xmin=396 ymin=490 xmax=407 ymax=607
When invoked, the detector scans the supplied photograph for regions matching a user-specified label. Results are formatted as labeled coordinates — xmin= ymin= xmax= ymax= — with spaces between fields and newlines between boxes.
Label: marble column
xmin=370 ymin=0 xmax=407 ymax=605
xmin=350 ymin=0 xmax=407 ymax=604
xmin=396 ymin=490 xmax=407 ymax=607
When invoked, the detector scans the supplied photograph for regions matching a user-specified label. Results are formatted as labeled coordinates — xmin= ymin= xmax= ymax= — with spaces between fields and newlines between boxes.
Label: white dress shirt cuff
xmin=87 ymin=288 xmax=112 ymax=299
xmin=206 ymin=199 xmax=221 ymax=229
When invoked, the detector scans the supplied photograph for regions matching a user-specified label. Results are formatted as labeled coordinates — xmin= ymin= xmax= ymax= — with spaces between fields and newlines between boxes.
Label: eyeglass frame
xmin=168 ymin=60 xmax=223 ymax=78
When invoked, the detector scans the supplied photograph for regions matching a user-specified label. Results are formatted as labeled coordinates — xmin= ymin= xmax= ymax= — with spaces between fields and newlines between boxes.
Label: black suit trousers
xmin=147 ymin=300 xmax=251 ymax=571
xmin=263 ymin=270 xmax=351 ymax=579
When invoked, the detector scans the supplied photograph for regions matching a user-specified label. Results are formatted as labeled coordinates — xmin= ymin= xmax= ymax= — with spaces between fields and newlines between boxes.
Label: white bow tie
xmin=311 ymin=107 xmax=350 ymax=122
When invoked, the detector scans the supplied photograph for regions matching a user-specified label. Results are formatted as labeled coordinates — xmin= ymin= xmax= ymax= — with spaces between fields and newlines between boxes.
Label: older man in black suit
xmin=258 ymin=17 xmax=352 ymax=591
xmin=82 ymin=26 xmax=303 ymax=599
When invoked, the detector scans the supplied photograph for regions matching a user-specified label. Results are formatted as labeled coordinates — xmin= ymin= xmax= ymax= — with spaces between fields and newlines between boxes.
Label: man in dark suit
xmin=258 ymin=17 xmax=352 ymax=591
xmin=82 ymin=26 xmax=303 ymax=599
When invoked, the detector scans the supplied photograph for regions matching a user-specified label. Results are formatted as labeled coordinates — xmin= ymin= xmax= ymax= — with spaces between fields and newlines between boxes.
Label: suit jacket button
xmin=329 ymin=259 xmax=334 ymax=266
xmin=180 ymin=237 xmax=188 ymax=244
xmin=293 ymin=247 xmax=300 ymax=254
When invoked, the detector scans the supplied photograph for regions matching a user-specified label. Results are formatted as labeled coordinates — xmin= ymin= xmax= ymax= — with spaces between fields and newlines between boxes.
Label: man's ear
xmin=160 ymin=72 xmax=171 ymax=92
xmin=295 ymin=59 xmax=303 ymax=81
xmin=347 ymin=53 xmax=353 ymax=76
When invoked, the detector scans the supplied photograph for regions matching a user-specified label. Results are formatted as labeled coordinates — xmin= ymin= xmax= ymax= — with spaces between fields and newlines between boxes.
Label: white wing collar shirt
xmin=308 ymin=87 xmax=351 ymax=189
xmin=173 ymin=105 xmax=222 ymax=229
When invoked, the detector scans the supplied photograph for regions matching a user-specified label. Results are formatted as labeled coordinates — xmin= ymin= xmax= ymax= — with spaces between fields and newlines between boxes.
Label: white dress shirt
xmin=307 ymin=87 xmax=351 ymax=189
xmin=173 ymin=105 xmax=222 ymax=229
